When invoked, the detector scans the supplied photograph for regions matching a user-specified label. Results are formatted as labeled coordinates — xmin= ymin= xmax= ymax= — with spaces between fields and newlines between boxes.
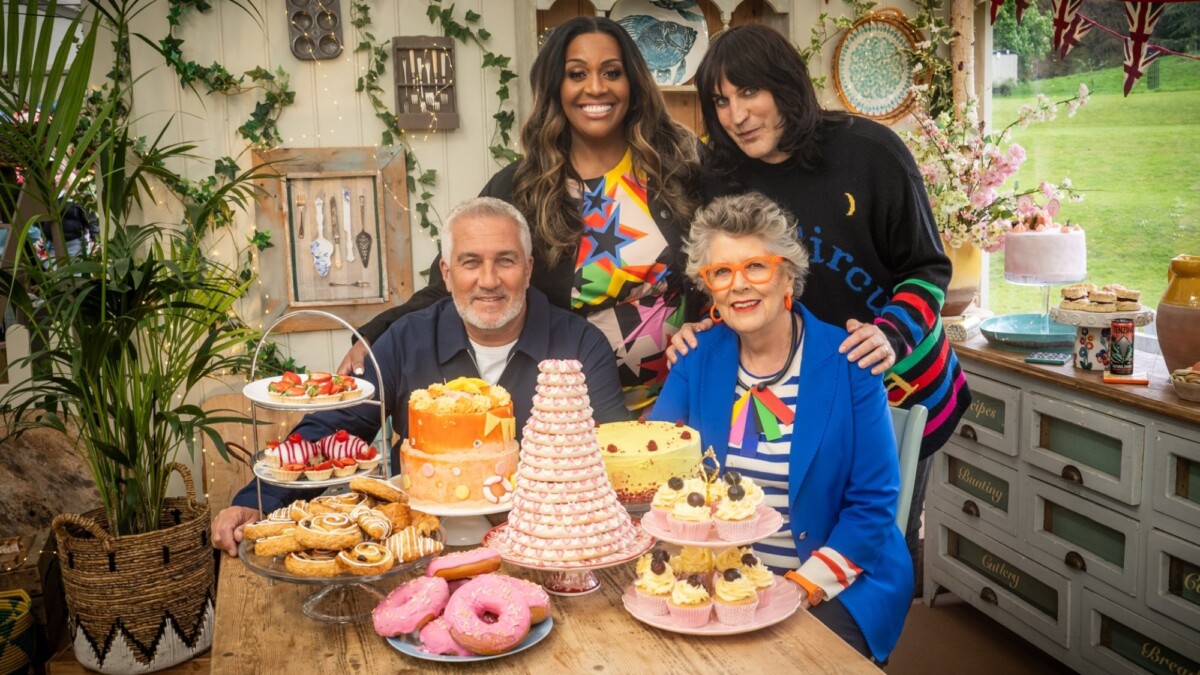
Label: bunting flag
xmin=1059 ymin=15 xmax=1094 ymax=59
xmin=1122 ymin=1 xmax=1168 ymax=96
xmin=728 ymin=386 xmax=795 ymax=458
xmin=1015 ymin=0 xmax=1031 ymax=23
xmin=1051 ymin=0 xmax=1086 ymax=56
xmin=989 ymin=0 xmax=1007 ymax=25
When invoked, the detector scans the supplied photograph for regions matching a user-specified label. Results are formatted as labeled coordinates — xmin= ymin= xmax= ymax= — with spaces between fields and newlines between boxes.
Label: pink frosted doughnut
xmin=418 ymin=617 xmax=475 ymax=656
xmin=425 ymin=547 xmax=502 ymax=580
xmin=372 ymin=576 xmax=450 ymax=637
xmin=484 ymin=574 xmax=552 ymax=625
xmin=446 ymin=578 xmax=472 ymax=595
xmin=444 ymin=576 xmax=531 ymax=655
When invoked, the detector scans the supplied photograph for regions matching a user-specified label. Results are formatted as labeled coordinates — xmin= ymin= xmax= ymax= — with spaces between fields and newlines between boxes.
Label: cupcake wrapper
xmin=715 ymin=598 xmax=759 ymax=626
xmin=756 ymin=585 xmax=774 ymax=609
xmin=668 ymin=602 xmax=712 ymax=628
xmin=634 ymin=589 xmax=670 ymax=616
xmin=670 ymin=518 xmax=712 ymax=540
xmin=714 ymin=515 xmax=760 ymax=541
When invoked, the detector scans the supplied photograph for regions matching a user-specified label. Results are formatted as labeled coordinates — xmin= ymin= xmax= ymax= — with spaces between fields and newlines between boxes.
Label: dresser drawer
xmin=1022 ymin=391 xmax=1145 ymax=505
xmin=926 ymin=507 xmax=1072 ymax=649
xmin=1152 ymin=430 xmax=1200 ymax=534
xmin=1023 ymin=475 xmax=1140 ymax=596
xmin=1145 ymin=529 xmax=1200 ymax=638
xmin=957 ymin=371 xmax=1021 ymax=458
xmin=931 ymin=441 xmax=1019 ymax=538
xmin=1082 ymin=588 xmax=1200 ymax=675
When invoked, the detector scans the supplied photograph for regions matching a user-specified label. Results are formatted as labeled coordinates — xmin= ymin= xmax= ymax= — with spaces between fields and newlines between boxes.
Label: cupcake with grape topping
xmin=714 ymin=481 xmax=760 ymax=541
xmin=651 ymin=476 xmax=688 ymax=516
xmin=668 ymin=491 xmax=713 ymax=539
xmin=715 ymin=546 xmax=753 ymax=572
xmin=668 ymin=574 xmax=713 ymax=628
xmin=632 ymin=550 xmax=675 ymax=616
xmin=713 ymin=568 xmax=759 ymax=625
xmin=719 ymin=469 xmax=764 ymax=507
xmin=739 ymin=552 xmax=777 ymax=608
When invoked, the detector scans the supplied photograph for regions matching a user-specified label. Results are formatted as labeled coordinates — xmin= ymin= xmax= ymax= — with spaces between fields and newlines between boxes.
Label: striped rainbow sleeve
xmin=873 ymin=278 xmax=944 ymax=359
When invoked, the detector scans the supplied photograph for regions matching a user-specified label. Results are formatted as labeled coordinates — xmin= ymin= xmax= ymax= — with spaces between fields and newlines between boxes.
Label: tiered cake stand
xmin=623 ymin=506 xmax=802 ymax=634
xmin=483 ymin=523 xmax=655 ymax=596
xmin=1048 ymin=306 xmax=1156 ymax=370
xmin=239 ymin=309 xmax=402 ymax=623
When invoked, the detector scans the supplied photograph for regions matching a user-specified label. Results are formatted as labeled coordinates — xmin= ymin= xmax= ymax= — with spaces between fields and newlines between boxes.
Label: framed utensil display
xmin=252 ymin=147 xmax=412 ymax=333
xmin=831 ymin=9 xmax=923 ymax=124
xmin=392 ymin=36 xmax=458 ymax=130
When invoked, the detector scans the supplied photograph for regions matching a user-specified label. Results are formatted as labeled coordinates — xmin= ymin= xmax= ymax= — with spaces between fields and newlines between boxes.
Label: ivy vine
xmin=351 ymin=0 xmax=519 ymax=240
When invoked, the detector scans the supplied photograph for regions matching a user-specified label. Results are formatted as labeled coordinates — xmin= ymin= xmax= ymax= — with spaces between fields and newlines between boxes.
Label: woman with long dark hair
xmin=342 ymin=16 xmax=700 ymax=413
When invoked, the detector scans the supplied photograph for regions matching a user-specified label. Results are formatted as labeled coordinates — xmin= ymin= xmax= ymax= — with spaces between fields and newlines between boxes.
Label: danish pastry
xmin=309 ymin=492 xmax=370 ymax=515
xmin=351 ymin=476 xmax=408 ymax=504
xmin=336 ymin=542 xmax=395 ymax=575
xmin=243 ymin=512 xmax=296 ymax=540
xmin=384 ymin=526 xmax=444 ymax=562
xmin=288 ymin=500 xmax=314 ymax=522
xmin=376 ymin=502 xmax=411 ymax=530
xmin=253 ymin=530 xmax=303 ymax=557
xmin=294 ymin=513 xmax=363 ymax=550
xmin=409 ymin=510 xmax=441 ymax=537
xmin=350 ymin=505 xmax=393 ymax=541
xmin=284 ymin=550 xmax=341 ymax=577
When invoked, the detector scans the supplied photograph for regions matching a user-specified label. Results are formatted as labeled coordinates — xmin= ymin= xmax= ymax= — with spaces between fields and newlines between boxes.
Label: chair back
xmin=890 ymin=404 xmax=928 ymax=530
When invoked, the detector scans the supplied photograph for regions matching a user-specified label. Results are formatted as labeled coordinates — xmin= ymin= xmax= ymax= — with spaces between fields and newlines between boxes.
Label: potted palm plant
xmin=1 ymin=3 xmax=263 ymax=671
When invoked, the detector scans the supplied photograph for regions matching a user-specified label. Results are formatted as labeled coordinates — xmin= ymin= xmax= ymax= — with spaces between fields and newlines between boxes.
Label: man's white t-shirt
xmin=469 ymin=338 xmax=516 ymax=385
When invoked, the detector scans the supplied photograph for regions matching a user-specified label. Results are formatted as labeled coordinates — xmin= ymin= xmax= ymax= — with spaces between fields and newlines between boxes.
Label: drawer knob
xmin=980 ymin=587 xmax=998 ymax=605
xmin=962 ymin=500 xmax=980 ymax=517
xmin=1065 ymin=551 xmax=1087 ymax=572
xmin=1061 ymin=465 xmax=1083 ymax=484
xmin=959 ymin=425 xmax=978 ymax=442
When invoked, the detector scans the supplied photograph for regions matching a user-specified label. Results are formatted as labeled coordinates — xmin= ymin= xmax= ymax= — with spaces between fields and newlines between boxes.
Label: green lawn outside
xmin=985 ymin=60 xmax=1200 ymax=315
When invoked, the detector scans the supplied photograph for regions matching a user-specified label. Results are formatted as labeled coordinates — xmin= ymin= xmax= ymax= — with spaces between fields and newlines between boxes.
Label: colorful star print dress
xmin=572 ymin=149 xmax=687 ymax=411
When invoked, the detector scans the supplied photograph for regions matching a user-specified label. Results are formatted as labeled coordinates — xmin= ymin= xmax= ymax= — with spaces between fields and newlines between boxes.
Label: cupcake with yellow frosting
xmin=715 ymin=546 xmax=753 ymax=572
xmin=739 ymin=552 xmax=777 ymax=608
xmin=668 ymin=574 xmax=713 ymax=628
xmin=713 ymin=568 xmax=759 ymax=625
xmin=668 ymin=491 xmax=713 ymax=539
xmin=632 ymin=550 xmax=675 ymax=616
xmin=714 ymin=483 xmax=760 ymax=541
xmin=651 ymin=476 xmax=688 ymax=516
xmin=670 ymin=546 xmax=715 ymax=579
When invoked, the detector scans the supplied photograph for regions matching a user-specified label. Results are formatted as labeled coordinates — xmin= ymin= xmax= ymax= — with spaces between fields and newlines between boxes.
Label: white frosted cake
xmin=1003 ymin=229 xmax=1087 ymax=284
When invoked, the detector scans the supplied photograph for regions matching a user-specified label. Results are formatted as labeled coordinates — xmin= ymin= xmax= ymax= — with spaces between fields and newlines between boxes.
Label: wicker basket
xmin=0 ymin=589 xmax=34 ymax=675
xmin=51 ymin=463 xmax=214 ymax=674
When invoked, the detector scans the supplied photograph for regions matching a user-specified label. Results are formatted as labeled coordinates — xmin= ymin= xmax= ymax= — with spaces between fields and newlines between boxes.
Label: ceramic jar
xmin=1156 ymin=254 xmax=1200 ymax=372
xmin=943 ymin=243 xmax=982 ymax=317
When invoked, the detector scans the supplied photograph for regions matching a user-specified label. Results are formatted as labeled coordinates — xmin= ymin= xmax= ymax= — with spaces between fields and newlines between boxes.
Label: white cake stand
xmin=409 ymin=501 xmax=511 ymax=546
xmin=482 ymin=523 xmax=655 ymax=596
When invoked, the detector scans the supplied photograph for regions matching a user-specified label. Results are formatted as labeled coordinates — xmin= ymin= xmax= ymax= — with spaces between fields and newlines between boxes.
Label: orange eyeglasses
xmin=698 ymin=255 xmax=788 ymax=291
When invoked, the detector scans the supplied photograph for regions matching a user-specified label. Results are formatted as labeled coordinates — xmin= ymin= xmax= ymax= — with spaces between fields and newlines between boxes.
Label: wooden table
xmin=210 ymin=555 xmax=881 ymax=674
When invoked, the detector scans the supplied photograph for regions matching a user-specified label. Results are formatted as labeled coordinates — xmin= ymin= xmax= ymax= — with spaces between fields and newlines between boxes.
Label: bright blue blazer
xmin=649 ymin=305 xmax=913 ymax=661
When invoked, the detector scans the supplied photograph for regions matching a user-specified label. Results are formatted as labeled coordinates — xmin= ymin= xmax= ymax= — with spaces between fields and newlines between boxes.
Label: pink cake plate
xmin=640 ymin=505 xmax=782 ymax=548
xmin=482 ymin=523 xmax=656 ymax=596
xmin=621 ymin=575 xmax=802 ymax=635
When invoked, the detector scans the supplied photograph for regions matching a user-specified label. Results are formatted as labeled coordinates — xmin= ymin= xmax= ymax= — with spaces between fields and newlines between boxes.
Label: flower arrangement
xmin=901 ymin=84 xmax=1090 ymax=252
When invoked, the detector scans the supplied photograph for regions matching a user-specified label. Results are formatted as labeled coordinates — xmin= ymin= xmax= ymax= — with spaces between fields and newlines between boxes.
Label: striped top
xmin=727 ymin=340 xmax=863 ymax=602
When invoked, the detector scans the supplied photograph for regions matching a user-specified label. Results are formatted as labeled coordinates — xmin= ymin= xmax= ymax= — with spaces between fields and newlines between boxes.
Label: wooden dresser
xmin=924 ymin=336 xmax=1200 ymax=674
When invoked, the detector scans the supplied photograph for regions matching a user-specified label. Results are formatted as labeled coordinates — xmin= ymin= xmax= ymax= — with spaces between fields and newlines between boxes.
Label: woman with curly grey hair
xmin=651 ymin=192 xmax=912 ymax=663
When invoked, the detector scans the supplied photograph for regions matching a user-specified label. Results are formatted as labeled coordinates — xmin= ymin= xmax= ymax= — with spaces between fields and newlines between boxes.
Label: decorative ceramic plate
xmin=1049 ymin=306 xmax=1155 ymax=328
xmin=980 ymin=313 xmax=1076 ymax=350
xmin=611 ymin=0 xmax=709 ymax=86
xmin=251 ymin=456 xmax=380 ymax=488
xmin=387 ymin=616 xmax=553 ymax=662
xmin=621 ymin=576 xmax=801 ymax=635
xmin=243 ymin=376 xmax=374 ymax=410
xmin=832 ymin=9 xmax=922 ymax=124
xmin=639 ymin=506 xmax=782 ymax=548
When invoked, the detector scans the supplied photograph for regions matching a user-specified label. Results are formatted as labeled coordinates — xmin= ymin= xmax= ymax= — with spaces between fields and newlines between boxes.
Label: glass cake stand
xmin=236 ymin=527 xmax=444 ymax=623
xmin=482 ymin=522 xmax=655 ymax=596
